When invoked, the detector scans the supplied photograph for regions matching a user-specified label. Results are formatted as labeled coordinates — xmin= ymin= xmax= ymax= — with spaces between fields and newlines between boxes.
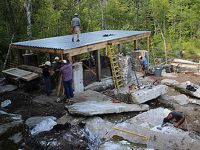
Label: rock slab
xmin=133 ymin=85 xmax=168 ymax=103
xmin=173 ymin=94 xmax=189 ymax=105
xmin=66 ymin=101 xmax=149 ymax=116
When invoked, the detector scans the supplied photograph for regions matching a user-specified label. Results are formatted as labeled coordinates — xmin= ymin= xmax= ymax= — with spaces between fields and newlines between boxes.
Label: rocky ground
xmin=0 ymin=70 xmax=200 ymax=150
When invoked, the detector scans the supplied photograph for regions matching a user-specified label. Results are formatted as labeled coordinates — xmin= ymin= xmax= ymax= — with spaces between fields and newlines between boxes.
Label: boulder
xmin=98 ymin=141 xmax=133 ymax=150
xmin=56 ymin=113 xmax=85 ymax=125
xmin=25 ymin=116 xmax=57 ymax=135
xmin=70 ymin=90 xmax=112 ymax=104
xmin=108 ymin=108 xmax=200 ymax=150
xmin=161 ymin=79 xmax=179 ymax=86
xmin=0 ymin=111 xmax=23 ymax=140
xmin=84 ymin=77 xmax=113 ymax=92
xmin=85 ymin=117 xmax=114 ymax=140
xmin=0 ymin=85 xmax=17 ymax=94
xmin=132 ymin=85 xmax=168 ymax=104
xmin=173 ymin=94 xmax=189 ymax=105
xmin=25 ymin=116 xmax=56 ymax=129
xmin=66 ymin=101 xmax=149 ymax=116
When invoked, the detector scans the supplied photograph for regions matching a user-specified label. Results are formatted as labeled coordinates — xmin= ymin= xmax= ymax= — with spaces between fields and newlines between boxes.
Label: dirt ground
xmin=0 ymin=90 xmax=65 ymax=120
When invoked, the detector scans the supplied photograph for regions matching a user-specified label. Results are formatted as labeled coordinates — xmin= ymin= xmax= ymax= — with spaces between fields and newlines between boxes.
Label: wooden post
xmin=118 ymin=44 xmax=123 ymax=53
xmin=147 ymin=37 xmax=150 ymax=64
xmin=134 ymin=40 xmax=138 ymax=50
xmin=95 ymin=49 xmax=101 ymax=81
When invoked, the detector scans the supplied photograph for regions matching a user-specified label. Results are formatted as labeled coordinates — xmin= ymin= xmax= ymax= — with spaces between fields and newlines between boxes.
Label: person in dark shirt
xmin=162 ymin=111 xmax=185 ymax=128
xmin=40 ymin=61 xmax=52 ymax=96
xmin=139 ymin=55 xmax=148 ymax=77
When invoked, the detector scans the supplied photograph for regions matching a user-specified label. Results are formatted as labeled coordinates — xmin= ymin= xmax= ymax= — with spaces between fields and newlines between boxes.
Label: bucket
xmin=154 ymin=67 xmax=162 ymax=77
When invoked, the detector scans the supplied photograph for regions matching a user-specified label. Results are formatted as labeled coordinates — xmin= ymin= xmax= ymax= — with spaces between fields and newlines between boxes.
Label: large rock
xmin=56 ymin=113 xmax=85 ymax=125
xmin=85 ymin=117 xmax=114 ymax=140
xmin=0 ymin=84 xmax=17 ymax=94
xmin=70 ymin=90 xmax=112 ymax=104
xmin=108 ymin=108 xmax=200 ymax=150
xmin=161 ymin=79 xmax=179 ymax=86
xmin=98 ymin=141 xmax=133 ymax=150
xmin=25 ymin=116 xmax=56 ymax=129
xmin=0 ymin=111 xmax=23 ymax=140
xmin=173 ymin=94 xmax=189 ymax=105
xmin=25 ymin=116 xmax=57 ymax=135
xmin=66 ymin=101 xmax=149 ymax=116
xmin=189 ymin=99 xmax=200 ymax=106
xmin=84 ymin=77 xmax=113 ymax=92
xmin=132 ymin=85 xmax=168 ymax=104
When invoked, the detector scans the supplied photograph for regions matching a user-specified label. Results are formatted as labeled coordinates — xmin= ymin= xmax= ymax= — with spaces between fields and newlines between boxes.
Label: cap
xmin=139 ymin=56 xmax=142 ymax=59
xmin=163 ymin=109 xmax=172 ymax=118
xmin=74 ymin=13 xmax=78 ymax=16
xmin=45 ymin=61 xmax=51 ymax=66
xmin=54 ymin=56 xmax=59 ymax=60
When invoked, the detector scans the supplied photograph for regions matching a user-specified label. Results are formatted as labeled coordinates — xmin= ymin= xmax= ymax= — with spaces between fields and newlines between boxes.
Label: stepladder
xmin=107 ymin=44 xmax=125 ymax=90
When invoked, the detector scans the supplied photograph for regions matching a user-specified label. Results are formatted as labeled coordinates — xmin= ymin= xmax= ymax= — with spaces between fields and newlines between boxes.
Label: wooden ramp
xmin=2 ymin=68 xmax=39 ymax=81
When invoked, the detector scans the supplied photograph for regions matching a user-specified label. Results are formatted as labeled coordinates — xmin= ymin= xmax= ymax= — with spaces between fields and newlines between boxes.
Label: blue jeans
xmin=44 ymin=77 xmax=51 ymax=96
xmin=63 ymin=80 xmax=74 ymax=98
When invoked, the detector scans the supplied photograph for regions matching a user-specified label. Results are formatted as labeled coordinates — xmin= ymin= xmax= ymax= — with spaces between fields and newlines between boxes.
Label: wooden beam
xmin=11 ymin=44 xmax=64 ymax=54
xmin=82 ymin=63 xmax=96 ymax=76
xmin=134 ymin=40 xmax=138 ymax=50
xmin=95 ymin=49 xmax=101 ymax=81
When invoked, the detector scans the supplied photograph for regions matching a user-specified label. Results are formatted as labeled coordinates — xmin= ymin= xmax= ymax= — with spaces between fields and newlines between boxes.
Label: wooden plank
xmin=82 ymin=63 xmax=96 ymax=76
xmin=11 ymin=44 xmax=64 ymax=54
xmin=95 ymin=50 xmax=101 ymax=81
xmin=21 ymin=73 xmax=39 ymax=81
xmin=2 ymin=68 xmax=39 ymax=81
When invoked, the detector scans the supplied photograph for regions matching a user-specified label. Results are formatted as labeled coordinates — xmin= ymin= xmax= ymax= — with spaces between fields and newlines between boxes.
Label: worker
xmin=52 ymin=57 xmax=61 ymax=88
xmin=71 ymin=13 xmax=81 ymax=42
xmin=162 ymin=110 xmax=185 ymax=128
xmin=139 ymin=55 xmax=148 ymax=77
xmin=40 ymin=61 xmax=52 ymax=96
xmin=60 ymin=59 xmax=74 ymax=99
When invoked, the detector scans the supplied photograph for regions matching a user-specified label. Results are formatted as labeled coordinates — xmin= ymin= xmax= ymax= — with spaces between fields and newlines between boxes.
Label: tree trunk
xmin=4 ymin=0 xmax=16 ymax=35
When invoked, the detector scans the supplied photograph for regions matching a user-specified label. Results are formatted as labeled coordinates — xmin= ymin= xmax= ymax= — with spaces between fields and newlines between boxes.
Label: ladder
xmin=107 ymin=45 xmax=125 ymax=90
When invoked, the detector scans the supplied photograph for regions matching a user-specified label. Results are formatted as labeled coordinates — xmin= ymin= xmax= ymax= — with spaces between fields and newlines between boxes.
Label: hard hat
xmin=45 ymin=61 xmax=51 ymax=66
xmin=163 ymin=109 xmax=172 ymax=118
xmin=186 ymin=81 xmax=190 ymax=85
xmin=54 ymin=56 xmax=59 ymax=60
xmin=62 ymin=60 xmax=67 ymax=64
xmin=139 ymin=56 xmax=142 ymax=59
xmin=74 ymin=13 xmax=78 ymax=16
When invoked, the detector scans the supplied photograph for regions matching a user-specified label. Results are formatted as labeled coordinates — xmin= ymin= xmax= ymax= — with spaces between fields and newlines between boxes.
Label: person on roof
xmin=162 ymin=110 xmax=185 ymax=128
xmin=60 ymin=59 xmax=74 ymax=100
xmin=71 ymin=13 xmax=81 ymax=42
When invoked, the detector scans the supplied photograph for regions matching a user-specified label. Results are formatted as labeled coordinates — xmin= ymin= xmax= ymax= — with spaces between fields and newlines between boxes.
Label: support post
xmin=147 ymin=37 xmax=150 ymax=64
xmin=118 ymin=44 xmax=123 ymax=53
xmin=134 ymin=40 xmax=138 ymax=50
xmin=95 ymin=49 xmax=101 ymax=81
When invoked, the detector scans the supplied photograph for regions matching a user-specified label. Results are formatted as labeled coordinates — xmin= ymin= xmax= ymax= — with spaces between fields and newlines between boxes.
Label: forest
xmin=0 ymin=0 xmax=199 ymax=69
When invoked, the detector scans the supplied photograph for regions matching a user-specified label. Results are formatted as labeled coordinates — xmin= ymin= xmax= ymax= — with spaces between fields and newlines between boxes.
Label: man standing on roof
xmin=71 ymin=13 xmax=81 ymax=42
